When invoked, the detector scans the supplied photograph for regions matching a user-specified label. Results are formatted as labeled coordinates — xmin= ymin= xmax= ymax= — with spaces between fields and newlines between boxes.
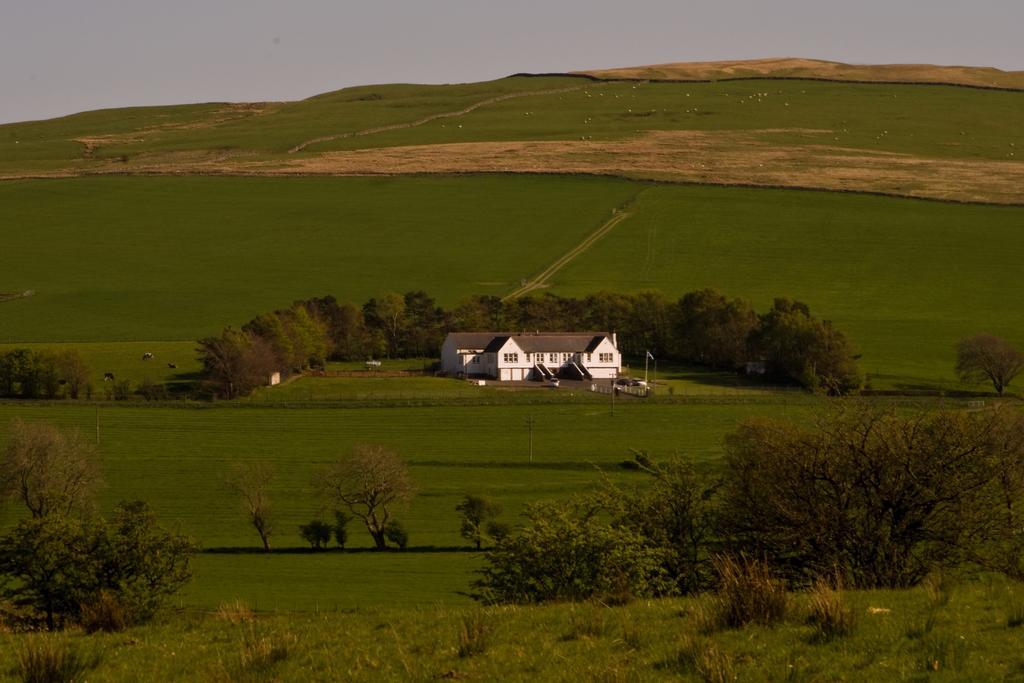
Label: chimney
xmin=612 ymin=332 xmax=617 ymax=348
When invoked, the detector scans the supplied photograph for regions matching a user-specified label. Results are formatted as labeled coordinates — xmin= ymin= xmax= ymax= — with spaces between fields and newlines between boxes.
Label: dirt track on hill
xmin=287 ymin=85 xmax=594 ymax=153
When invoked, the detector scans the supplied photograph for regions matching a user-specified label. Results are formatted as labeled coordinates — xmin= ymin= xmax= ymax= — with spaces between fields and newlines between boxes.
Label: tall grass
xmin=806 ymin=577 xmax=856 ymax=642
xmin=457 ymin=611 xmax=495 ymax=658
xmin=704 ymin=555 xmax=788 ymax=630
xmin=675 ymin=634 xmax=735 ymax=683
xmin=16 ymin=636 xmax=99 ymax=683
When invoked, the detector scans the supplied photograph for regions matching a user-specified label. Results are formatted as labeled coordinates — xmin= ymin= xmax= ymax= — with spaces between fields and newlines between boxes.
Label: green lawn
xmin=550 ymin=184 xmax=1024 ymax=386
xmin=0 ymin=174 xmax=639 ymax=341
xmin=0 ymin=341 xmax=200 ymax=389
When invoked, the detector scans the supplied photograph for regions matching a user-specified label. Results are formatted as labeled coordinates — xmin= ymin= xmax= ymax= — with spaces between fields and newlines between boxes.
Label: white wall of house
xmin=581 ymin=337 xmax=621 ymax=379
xmin=441 ymin=333 xmax=622 ymax=380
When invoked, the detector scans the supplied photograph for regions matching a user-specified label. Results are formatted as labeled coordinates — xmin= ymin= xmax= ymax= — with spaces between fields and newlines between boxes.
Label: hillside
xmin=1 ymin=62 xmax=1022 ymax=204
xmin=577 ymin=57 xmax=1024 ymax=90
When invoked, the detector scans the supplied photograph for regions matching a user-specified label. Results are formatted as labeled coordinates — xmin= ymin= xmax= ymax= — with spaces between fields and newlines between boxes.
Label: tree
xmin=0 ymin=502 xmax=196 ymax=630
xmin=224 ymin=462 xmax=274 ymax=552
xmin=955 ymin=334 xmax=1024 ymax=395
xmin=383 ymin=519 xmax=408 ymax=550
xmin=54 ymin=350 xmax=89 ymax=400
xmin=363 ymin=293 xmax=407 ymax=358
xmin=674 ymin=288 xmax=758 ymax=368
xmin=316 ymin=444 xmax=415 ymax=550
xmin=474 ymin=498 xmax=674 ymax=604
xmin=456 ymin=495 xmax=504 ymax=550
xmin=0 ymin=420 xmax=102 ymax=519
xmin=749 ymin=298 xmax=860 ymax=394
xmin=718 ymin=405 xmax=1024 ymax=588
xmin=299 ymin=520 xmax=332 ymax=550
xmin=333 ymin=510 xmax=351 ymax=548
xmin=197 ymin=328 xmax=278 ymax=398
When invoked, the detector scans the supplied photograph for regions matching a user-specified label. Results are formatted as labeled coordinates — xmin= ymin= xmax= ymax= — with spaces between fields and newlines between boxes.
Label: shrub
xmin=298 ymin=520 xmax=332 ymax=550
xmin=457 ymin=611 xmax=494 ymax=658
xmin=383 ymin=519 xmax=408 ymax=550
xmin=485 ymin=521 xmax=510 ymax=543
xmin=806 ymin=577 xmax=855 ymax=642
xmin=473 ymin=499 xmax=673 ymax=604
xmin=706 ymin=555 xmax=787 ymax=630
xmin=16 ymin=635 xmax=99 ymax=683
xmin=78 ymin=590 xmax=128 ymax=634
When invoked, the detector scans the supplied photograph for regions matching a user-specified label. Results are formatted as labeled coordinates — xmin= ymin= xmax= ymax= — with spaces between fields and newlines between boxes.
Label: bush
xmin=383 ymin=519 xmax=408 ymax=550
xmin=806 ymin=577 xmax=855 ymax=642
xmin=298 ymin=520 xmax=331 ymax=550
xmin=457 ymin=611 xmax=495 ymax=658
xmin=705 ymin=555 xmax=787 ymax=630
xmin=16 ymin=635 xmax=100 ymax=683
xmin=474 ymin=499 xmax=673 ymax=604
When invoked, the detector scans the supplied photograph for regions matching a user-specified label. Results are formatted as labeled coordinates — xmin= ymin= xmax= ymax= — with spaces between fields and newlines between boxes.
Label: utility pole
xmin=526 ymin=415 xmax=535 ymax=462
xmin=610 ymin=380 xmax=616 ymax=417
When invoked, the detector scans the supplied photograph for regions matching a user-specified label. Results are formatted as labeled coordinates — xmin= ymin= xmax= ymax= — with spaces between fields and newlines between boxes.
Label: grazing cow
xmin=167 ymin=363 xmax=177 ymax=369
xmin=103 ymin=372 xmax=115 ymax=381
xmin=142 ymin=352 xmax=154 ymax=360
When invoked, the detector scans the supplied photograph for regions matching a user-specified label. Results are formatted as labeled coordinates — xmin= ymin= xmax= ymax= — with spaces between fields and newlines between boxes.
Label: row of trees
xmin=0 ymin=420 xmax=196 ymax=630
xmin=198 ymin=288 xmax=862 ymax=396
xmin=0 ymin=348 xmax=89 ymax=399
xmin=475 ymin=405 xmax=1024 ymax=604
xmin=226 ymin=447 xmax=512 ymax=553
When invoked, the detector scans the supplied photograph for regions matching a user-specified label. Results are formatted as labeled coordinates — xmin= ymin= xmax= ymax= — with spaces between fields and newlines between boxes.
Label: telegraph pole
xmin=526 ymin=415 xmax=535 ymax=462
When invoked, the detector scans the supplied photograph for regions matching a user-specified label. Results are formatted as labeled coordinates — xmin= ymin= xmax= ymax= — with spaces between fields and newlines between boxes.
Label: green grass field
xmin=0 ymin=399 xmax=818 ymax=608
xmin=2 ymin=175 xmax=1021 ymax=388
xmin=3 ymin=577 xmax=1024 ymax=681
xmin=549 ymin=184 xmax=1024 ymax=386
xmin=0 ymin=174 xmax=639 ymax=341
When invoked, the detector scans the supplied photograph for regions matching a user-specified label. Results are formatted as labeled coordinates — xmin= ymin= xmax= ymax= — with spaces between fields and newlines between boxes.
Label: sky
xmin=2 ymin=0 xmax=1023 ymax=124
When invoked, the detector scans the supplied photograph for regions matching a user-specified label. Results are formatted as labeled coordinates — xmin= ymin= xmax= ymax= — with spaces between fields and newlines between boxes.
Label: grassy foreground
xmin=2 ymin=578 xmax=1024 ymax=681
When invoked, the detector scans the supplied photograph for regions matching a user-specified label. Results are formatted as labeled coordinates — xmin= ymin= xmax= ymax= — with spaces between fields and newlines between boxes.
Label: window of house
xmin=587 ymin=354 xmax=592 ymax=363
xmin=562 ymin=353 xmax=569 ymax=363
xmin=599 ymin=352 xmax=613 ymax=363
xmin=471 ymin=355 xmax=480 ymax=364
xmin=503 ymin=352 xmax=519 ymax=363
xmin=549 ymin=353 xmax=557 ymax=363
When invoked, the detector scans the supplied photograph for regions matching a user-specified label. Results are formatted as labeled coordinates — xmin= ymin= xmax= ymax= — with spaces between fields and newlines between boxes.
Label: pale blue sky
xmin=2 ymin=0 xmax=1022 ymax=124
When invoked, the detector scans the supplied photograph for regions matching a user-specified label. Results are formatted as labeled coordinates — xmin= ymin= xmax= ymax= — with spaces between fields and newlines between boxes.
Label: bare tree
xmin=0 ymin=419 xmax=102 ymax=518
xmin=316 ymin=444 xmax=415 ymax=550
xmin=956 ymin=334 xmax=1024 ymax=395
xmin=224 ymin=462 xmax=275 ymax=552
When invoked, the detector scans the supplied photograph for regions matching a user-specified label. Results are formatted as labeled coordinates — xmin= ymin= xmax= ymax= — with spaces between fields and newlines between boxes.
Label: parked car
xmin=614 ymin=378 xmax=631 ymax=386
xmin=547 ymin=377 xmax=560 ymax=388
xmin=629 ymin=379 xmax=647 ymax=387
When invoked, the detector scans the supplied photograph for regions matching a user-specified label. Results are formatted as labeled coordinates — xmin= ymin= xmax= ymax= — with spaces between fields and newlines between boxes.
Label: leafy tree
xmin=383 ymin=519 xmax=409 ymax=550
xmin=54 ymin=349 xmax=89 ymax=399
xmin=317 ymin=444 xmax=415 ymax=550
xmin=474 ymin=498 xmax=674 ymax=604
xmin=299 ymin=520 xmax=332 ymax=550
xmin=674 ymin=288 xmax=758 ymax=368
xmin=224 ymin=462 xmax=274 ymax=552
xmin=363 ymin=293 xmax=407 ymax=358
xmin=749 ymin=298 xmax=860 ymax=394
xmin=197 ymin=328 xmax=278 ymax=398
xmin=333 ymin=510 xmax=351 ymax=548
xmin=0 ymin=502 xmax=196 ymax=630
xmin=955 ymin=333 xmax=1024 ymax=395
xmin=718 ymin=405 xmax=1024 ymax=588
xmin=456 ymin=495 xmax=504 ymax=550
xmin=0 ymin=420 xmax=102 ymax=519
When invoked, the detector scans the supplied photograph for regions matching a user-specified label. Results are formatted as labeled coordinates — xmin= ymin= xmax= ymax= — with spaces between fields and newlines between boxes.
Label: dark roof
xmin=447 ymin=332 xmax=613 ymax=353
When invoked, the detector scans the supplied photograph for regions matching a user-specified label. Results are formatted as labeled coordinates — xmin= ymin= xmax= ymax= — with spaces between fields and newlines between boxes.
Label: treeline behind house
xmin=198 ymin=289 xmax=860 ymax=397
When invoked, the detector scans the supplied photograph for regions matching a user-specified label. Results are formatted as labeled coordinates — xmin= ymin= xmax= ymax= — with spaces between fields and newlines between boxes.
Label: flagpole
xmin=644 ymin=350 xmax=649 ymax=384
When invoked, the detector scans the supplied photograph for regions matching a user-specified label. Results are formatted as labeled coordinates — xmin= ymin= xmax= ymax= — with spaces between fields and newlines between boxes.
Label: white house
xmin=441 ymin=332 xmax=621 ymax=381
